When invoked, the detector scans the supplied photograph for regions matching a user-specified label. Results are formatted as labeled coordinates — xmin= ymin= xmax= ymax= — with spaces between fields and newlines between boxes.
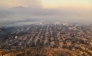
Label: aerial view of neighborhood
xmin=0 ymin=0 xmax=92 ymax=56
xmin=0 ymin=22 xmax=92 ymax=56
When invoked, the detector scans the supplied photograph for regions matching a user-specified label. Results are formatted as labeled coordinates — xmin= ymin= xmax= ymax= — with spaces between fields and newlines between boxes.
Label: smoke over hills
xmin=0 ymin=6 xmax=92 ymax=27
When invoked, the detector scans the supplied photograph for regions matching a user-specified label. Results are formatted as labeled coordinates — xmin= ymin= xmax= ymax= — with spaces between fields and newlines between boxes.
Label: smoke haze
xmin=0 ymin=0 xmax=92 ymax=27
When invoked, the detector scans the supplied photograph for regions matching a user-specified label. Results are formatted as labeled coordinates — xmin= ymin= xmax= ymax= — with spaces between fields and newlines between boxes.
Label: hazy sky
xmin=0 ymin=0 xmax=92 ymax=26
xmin=42 ymin=0 xmax=92 ymax=8
xmin=0 ymin=0 xmax=42 ymax=8
xmin=0 ymin=0 xmax=92 ymax=8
